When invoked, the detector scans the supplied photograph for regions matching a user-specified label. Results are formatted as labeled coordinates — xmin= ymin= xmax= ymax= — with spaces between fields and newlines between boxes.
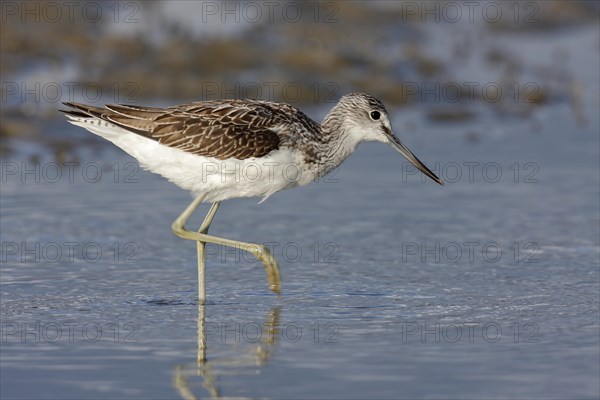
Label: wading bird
xmin=62 ymin=93 xmax=443 ymax=302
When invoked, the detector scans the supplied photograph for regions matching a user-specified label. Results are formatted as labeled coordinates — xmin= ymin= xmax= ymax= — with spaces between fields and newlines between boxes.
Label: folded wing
xmin=62 ymin=101 xmax=283 ymax=160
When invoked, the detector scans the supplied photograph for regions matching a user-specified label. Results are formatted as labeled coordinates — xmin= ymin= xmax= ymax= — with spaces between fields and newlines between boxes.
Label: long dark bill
xmin=384 ymin=128 xmax=444 ymax=186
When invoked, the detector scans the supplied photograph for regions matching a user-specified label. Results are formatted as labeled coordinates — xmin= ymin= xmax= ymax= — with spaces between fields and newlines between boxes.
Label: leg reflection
xmin=173 ymin=303 xmax=282 ymax=399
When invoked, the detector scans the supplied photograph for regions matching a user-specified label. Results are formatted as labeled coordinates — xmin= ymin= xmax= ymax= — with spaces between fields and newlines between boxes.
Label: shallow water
xmin=2 ymin=95 xmax=599 ymax=399
xmin=2 ymin=9 xmax=600 ymax=397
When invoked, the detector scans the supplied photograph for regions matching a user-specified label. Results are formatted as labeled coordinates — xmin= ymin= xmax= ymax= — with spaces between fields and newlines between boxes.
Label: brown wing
xmin=62 ymin=101 xmax=285 ymax=160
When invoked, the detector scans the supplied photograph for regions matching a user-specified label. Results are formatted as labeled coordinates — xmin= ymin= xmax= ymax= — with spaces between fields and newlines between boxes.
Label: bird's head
xmin=328 ymin=93 xmax=444 ymax=186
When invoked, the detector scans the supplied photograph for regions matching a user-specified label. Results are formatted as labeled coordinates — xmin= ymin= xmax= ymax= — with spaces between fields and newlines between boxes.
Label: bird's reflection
xmin=173 ymin=304 xmax=281 ymax=399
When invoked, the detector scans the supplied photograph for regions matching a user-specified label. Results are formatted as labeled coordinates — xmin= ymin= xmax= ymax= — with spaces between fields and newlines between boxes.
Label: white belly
xmin=67 ymin=117 xmax=318 ymax=202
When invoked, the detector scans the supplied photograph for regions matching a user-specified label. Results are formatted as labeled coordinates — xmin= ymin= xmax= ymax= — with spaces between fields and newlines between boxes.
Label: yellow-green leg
xmin=195 ymin=201 xmax=220 ymax=304
xmin=171 ymin=196 xmax=281 ymax=303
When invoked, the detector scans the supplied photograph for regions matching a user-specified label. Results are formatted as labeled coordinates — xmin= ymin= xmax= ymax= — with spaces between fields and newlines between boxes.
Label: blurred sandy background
xmin=1 ymin=0 xmax=599 ymax=161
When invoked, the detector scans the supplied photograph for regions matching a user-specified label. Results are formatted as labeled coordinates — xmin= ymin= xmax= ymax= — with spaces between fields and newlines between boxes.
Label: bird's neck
xmin=313 ymin=114 xmax=361 ymax=177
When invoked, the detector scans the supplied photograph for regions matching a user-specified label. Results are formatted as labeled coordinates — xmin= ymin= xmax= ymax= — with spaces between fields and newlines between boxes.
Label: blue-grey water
xmin=2 ymin=98 xmax=599 ymax=399
xmin=2 ymin=6 xmax=600 ymax=397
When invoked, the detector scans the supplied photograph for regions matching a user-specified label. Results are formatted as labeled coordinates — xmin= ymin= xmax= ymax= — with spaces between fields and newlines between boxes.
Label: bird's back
xmin=62 ymin=99 xmax=322 ymax=161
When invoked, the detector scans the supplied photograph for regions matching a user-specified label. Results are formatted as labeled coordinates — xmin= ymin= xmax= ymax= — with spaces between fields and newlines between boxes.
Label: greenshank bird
xmin=62 ymin=93 xmax=443 ymax=302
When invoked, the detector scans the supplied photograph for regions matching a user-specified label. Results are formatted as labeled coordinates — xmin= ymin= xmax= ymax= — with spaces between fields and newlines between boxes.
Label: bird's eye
xmin=370 ymin=111 xmax=381 ymax=120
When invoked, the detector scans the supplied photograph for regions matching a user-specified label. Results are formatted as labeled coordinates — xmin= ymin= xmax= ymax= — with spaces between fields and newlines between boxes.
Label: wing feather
xmin=61 ymin=100 xmax=292 ymax=160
